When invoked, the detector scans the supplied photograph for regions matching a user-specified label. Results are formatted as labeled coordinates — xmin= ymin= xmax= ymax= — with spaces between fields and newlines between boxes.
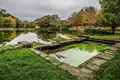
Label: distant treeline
xmin=1 ymin=0 xmax=120 ymax=34
xmin=0 ymin=8 xmax=36 ymax=28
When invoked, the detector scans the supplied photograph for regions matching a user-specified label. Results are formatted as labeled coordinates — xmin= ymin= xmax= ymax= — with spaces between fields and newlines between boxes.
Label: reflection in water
xmin=6 ymin=33 xmax=54 ymax=45
xmin=50 ymin=48 xmax=99 ymax=67
xmin=56 ymin=34 xmax=71 ymax=39
xmin=36 ymin=30 xmax=56 ymax=40
xmin=0 ymin=29 xmax=83 ymax=45
xmin=0 ymin=31 xmax=18 ymax=45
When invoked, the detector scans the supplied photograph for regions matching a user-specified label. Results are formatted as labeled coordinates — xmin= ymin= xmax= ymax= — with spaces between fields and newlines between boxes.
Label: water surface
xmin=0 ymin=30 xmax=75 ymax=45
xmin=49 ymin=41 xmax=107 ymax=67
xmin=50 ymin=48 xmax=99 ymax=67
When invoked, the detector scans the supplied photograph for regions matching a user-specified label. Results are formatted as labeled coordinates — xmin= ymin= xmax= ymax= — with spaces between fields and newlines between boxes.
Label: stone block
xmin=85 ymin=63 xmax=99 ymax=71
xmin=79 ymin=67 xmax=93 ymax=74
xmin=114 ymin=43 xmax=120 ymax=49
xmin=91 ymin=58 xmax=107 ymax=66
xmin=104 ymin=50 xmax=116 ymax=56
xmin=97 ymin=53 xmax=115 ymax=60
xmin=104 ymin=46 xmax=117 ymax=51
xmin=46 ymin=57 xmax=62 ymax=65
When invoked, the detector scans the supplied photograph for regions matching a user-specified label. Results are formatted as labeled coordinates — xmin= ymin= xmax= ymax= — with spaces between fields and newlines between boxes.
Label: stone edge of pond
xmin=31 ymin=43 xmax=120 ymax=80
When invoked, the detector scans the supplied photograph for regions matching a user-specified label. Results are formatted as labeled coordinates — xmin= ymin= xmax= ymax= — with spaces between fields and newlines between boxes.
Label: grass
xmin=52 ymin=37 xmax=68 ymax=42
xmin=84 ymin=27 xmax=120 ymax=40
xmin=44 ymin=41 xmax=107 ymax=54
xmin=104 ymin=27 xmax=120 ymax=31
xmin=93 ymin=49 xmax=120 ymax=80
xmin=116 ymin=49 xmax=120 ymax=56
xmin=32 ymin=41 xmax=42 ymax=47
xmin=0 ymin=44 xmax=23 ymax=53
xmin=88 ymin=35 xmax=120 ymax=40
xmin=0 ymin=48 xmax=79 ymax=80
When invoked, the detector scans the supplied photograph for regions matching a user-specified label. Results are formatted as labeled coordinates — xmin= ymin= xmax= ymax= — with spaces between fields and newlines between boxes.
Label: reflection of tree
xmin=0 ymin=31 xmax=24 ymax=44
xmin=36 ymin=30 xmax=56 ymax=40
xmin=0 ymin=31 xmax=5 ymax=44
xmin=0 ymin=31 xmax=16 ymax=42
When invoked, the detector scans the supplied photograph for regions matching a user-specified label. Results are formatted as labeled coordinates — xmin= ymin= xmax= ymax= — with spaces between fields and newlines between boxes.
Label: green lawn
xmin=0 ymin=48 xmax=79 ymax=80
xmin=88 ymin=35 xmax=120 ymax=40
xmin=93 ymin=49 xmax=120 ymax=80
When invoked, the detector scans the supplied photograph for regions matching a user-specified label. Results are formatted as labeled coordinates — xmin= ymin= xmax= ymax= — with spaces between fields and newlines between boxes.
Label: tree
xmin=52 ymin=14 xmax=60 ymax=20
xmin=8 ymin=16 xmax=16 ymax=27
xmin=35 ymin=14 xmax=63 ymax=28
xmin=68 ymin=6 xmax=97 ymax=28
xmin=81 ymin=6 xmax=97 ymax=26
xmin=3 ymin=19 xmax=12 ymax=27
xmin=0 ymin=8 xmax=6 ymax=14
xmin=99 ymin=0 xmax=120 ymax=34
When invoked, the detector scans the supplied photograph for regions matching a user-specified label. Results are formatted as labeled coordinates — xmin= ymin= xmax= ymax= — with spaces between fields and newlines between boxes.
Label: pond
xmin=48 ymin=41 xmax=108 ymax=67
xmin=0 ymin=30 xmax=108 ymax=67
xmin=0 ymin=30 xmax=82 ymax=46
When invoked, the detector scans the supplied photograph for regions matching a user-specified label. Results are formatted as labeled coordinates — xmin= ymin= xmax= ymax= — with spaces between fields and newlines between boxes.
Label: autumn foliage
xmin=68 ymin=6 xmax=98 ymax=27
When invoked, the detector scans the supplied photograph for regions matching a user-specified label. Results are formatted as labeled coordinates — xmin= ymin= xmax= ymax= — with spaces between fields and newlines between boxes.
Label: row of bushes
xmin=39 ymin=27 xmax=69 ymax=32
xmin=84 ymin=28 xmax=111 ymax=35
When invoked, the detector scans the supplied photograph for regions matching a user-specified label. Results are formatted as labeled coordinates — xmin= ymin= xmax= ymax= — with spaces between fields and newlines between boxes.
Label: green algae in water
xmin=49 ymin=42 xmax=108 ymax=67
xmin=45 ymin=41 xmax=107 ymax=54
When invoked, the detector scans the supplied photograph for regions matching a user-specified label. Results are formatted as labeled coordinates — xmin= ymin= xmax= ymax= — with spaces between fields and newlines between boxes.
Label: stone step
xmin=84 ymin=63 xmax=99 ymax=71
xmin=90 ymin=58 xmax=107 ymax=66
xmin=78 ymin=70 xmax=93 ymax=80
xmin=59 ymin=63 xmax=81 ymax=78
xmin=84 ymin=58 xmax=107 ymax=71
xmin=46 ymin=57 xmax=62 ymax=66
xmin=31 ymin=48 xmax=41 ymax=54
xmin=113 ymin=43 xmax=120 ymax=48
xmin=31 ymin=48 xmax=48 ymax=57
xmin=97 ymin=53 xmax=115 ymax=60
xmin=104 ymin=46 xmax=117 ymax=51
xmin=103 ymin=50 xmax=116 ymax=56
xmin=79 ymin=67 xmax=93 ymax=74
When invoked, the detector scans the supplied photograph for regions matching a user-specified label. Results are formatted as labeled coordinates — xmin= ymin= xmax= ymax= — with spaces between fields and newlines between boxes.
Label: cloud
xmin=0 ymin=0 xmax=100 ymax=21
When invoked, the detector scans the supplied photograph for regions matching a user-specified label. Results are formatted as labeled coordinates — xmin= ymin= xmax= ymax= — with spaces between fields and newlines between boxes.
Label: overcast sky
xmin=0 ymin=0 xmax=100 ymax=21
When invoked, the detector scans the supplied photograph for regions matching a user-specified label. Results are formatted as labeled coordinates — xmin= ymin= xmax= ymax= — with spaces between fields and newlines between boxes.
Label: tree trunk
xmin=111 ymin=26 xmax=116 ymax=34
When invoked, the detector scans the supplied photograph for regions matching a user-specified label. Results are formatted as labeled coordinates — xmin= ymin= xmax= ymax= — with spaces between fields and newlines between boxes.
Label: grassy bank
xmin=0 ymin=44 xmax=23 ymax=53
xmin=93 ymin=49 xmax=120 ymax=80
xmin=44 ymin=41 xmax=107 ymax=54
xmin=88 ymin=35 xmax=120 ymax=40
xmin=0 ymin=48 xmax=79 ymax=80
xmin=52 ymin=37 xmax=68 ymax=42
xmin=84 ymin=28 xmax=120 ymax=40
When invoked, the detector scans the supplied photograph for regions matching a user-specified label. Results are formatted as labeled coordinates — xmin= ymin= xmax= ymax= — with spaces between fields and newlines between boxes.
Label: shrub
xmin=84 ymin=28 xmax=111 ymax=35
xmin=61 ymin=24 xmax=70 ymax=28
xmin=60 ymin=27 xmax=69 ymax=31
xmin=116 ymin=49 xmax=120 ymax=56
xmin=47 ymin=27 xmax=56 ymax=32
